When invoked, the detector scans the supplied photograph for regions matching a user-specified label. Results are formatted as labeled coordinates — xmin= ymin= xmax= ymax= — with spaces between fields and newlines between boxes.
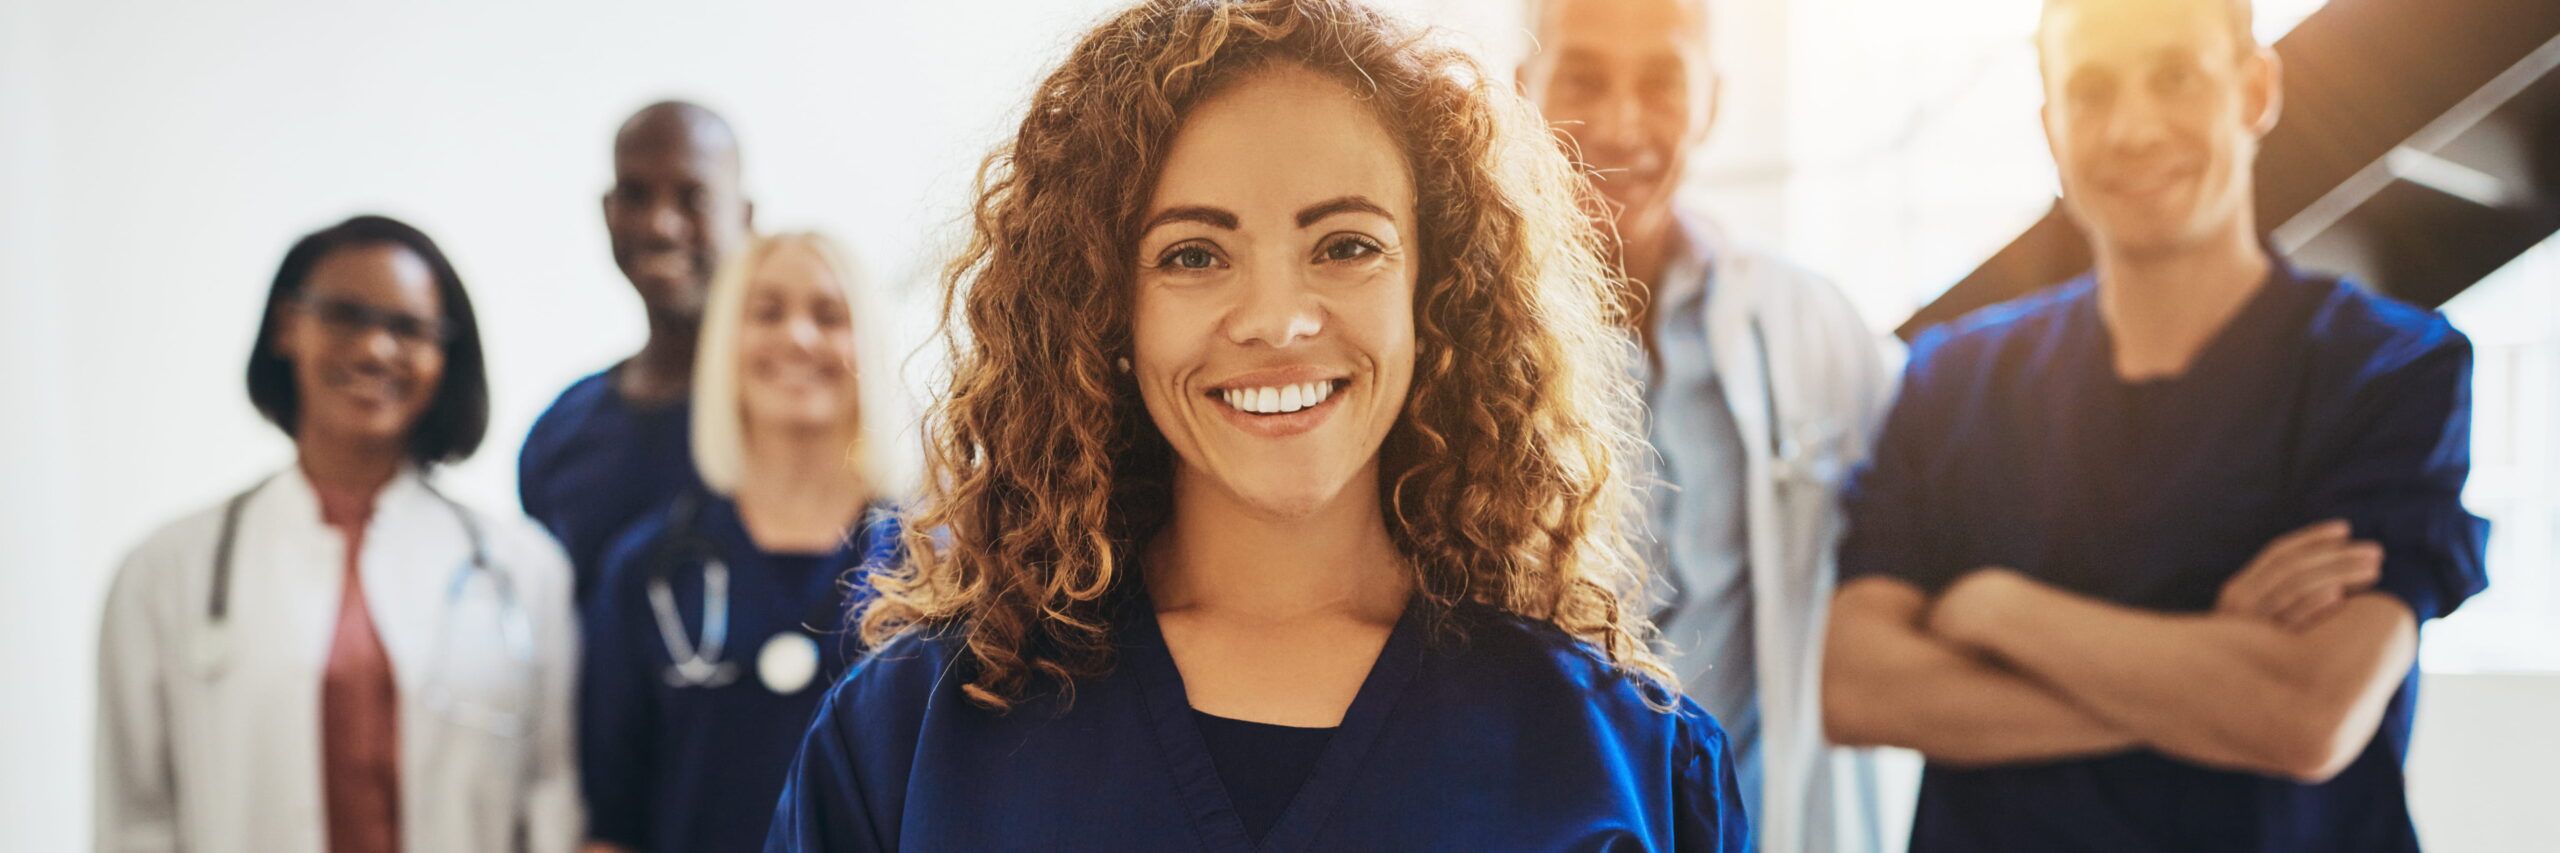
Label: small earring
xmin=1115 ymin=357 xmax=1132 ymax=374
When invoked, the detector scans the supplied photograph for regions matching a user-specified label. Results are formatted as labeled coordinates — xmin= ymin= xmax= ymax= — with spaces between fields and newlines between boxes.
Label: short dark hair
xmin=2039 ymin=0 xmax=2256 ymax=62
xmin=245 ymin=214 xmax=490 ymax=465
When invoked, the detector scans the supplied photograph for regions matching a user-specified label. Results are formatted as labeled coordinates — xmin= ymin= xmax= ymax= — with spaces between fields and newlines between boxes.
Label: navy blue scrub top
xmin=582 ymin=494 xmax=903 ymax=852
xmin=520 ymin=367 xmax=699 ymax=604
xmin=764 ymin=593 xmax=1750 ymax=852
xmin=1839 ymin=259 xmax=2489 ymax=852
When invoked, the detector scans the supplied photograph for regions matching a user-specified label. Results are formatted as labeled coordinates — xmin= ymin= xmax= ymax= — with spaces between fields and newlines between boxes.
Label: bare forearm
xmin=1939 ymin=574 xmax=2414 ymax=781
xmin=1824 ymin=580 xmax=2138 ymax=765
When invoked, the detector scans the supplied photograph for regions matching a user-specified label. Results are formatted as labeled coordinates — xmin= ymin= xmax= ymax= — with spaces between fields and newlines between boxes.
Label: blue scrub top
xmin=1839 ymin=259 xmax=2489 ymax=852
xmin=520 ymin=367 xmax=699 ymax=604
xmin=581 ymin=494 xmax=903 ymax=852
xmin=764 ymin=592 xmax=1750 ymax=852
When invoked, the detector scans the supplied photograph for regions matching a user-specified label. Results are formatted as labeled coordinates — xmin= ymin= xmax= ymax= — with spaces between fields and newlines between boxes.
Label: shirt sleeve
xmin=577 ymin=527 xmax=663 ymax=848
xmin=517 ymin=414 xmax=553 ymax=533
xmin=2301 ymin=328 xmax=2490 ymax=623
xmin=1835 ymin=328 xmax=1960 ymax=592
xmin=762 ymin=683 xmax=888 ymax=853
xmin=94 ymin=539 xmax=182 ymax=853
xmin=1672 ymin=704 xmax=1752 ymax=852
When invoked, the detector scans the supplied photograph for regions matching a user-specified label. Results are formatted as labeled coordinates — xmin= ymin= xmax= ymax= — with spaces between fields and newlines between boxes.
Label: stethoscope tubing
xmin=643 ymin=495 xmax=890 ymax=690
xmin=200 ymin=474 xmax=538 ymax=736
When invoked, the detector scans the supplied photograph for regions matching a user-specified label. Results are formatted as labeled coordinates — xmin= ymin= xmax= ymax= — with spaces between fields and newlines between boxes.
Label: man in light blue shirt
xmin=1637 ymin=216 xmax=1756 ymax=793
xmin=1521 ymin=1 xmax=1893 ymax=849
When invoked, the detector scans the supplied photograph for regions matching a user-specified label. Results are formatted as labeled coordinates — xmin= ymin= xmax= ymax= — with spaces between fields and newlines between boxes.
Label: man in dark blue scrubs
xmin=521 ymin=100 xmax=755 ymax=604
xmin=1821 ymin=0 xmax=2490 ymax=850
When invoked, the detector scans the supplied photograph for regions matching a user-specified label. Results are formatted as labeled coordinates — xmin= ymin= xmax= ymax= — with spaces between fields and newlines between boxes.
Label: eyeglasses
xmin=294 ymin=294 xmax=454 ymax=349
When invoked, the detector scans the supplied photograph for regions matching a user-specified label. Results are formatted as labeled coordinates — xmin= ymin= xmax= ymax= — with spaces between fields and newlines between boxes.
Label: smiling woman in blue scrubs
xmin=579 ymin=231 xmax=910 ymax=853
xmin=762 ymin=2 xmax=1747 ymax=851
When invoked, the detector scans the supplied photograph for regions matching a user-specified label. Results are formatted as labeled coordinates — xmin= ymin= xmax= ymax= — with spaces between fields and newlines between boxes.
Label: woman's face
xmin=737 ymin=242 xmax=863 ymax=435
xmin=275 ymin=243 xmax=449 ymax=454
xmin=1131 ymin=64 xmax=1419 ymax=520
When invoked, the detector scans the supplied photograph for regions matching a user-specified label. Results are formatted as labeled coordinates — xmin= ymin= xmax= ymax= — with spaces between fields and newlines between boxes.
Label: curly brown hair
xmin=860 ymin=0 xmax=1666 ymax=711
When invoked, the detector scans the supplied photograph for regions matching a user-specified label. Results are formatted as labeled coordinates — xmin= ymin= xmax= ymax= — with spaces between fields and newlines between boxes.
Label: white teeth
xmin=1219 ymin=380 xmax=1339 ymax=415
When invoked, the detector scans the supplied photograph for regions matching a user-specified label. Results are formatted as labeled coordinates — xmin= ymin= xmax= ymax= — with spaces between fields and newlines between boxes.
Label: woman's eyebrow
xmin=1141 ymin=205 xmax=1239 ymax=234
xmin=1295 ymin=195 xmax=1391 ymax=228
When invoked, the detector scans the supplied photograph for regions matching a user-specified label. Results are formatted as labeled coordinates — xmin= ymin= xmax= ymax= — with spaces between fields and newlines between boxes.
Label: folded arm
xmin=1822 ymin=577 xmax=2139 ymax=765
xmin=1932 ymin=570 xmax=2416 ymax=782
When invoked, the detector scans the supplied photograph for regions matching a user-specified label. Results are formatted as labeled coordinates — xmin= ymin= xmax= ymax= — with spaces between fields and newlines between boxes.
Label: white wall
xmin=1 ymin=0 xmax=81 ymax=845
xmin=2409 ymin=673 xmax=2560 ymax=851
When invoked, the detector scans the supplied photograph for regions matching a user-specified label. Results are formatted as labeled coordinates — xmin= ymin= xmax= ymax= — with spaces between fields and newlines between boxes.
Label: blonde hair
xmin=860 ymin=0 xmax=1667 ymax=712
xmin=690 ymin=231 xmax=915 ymax=499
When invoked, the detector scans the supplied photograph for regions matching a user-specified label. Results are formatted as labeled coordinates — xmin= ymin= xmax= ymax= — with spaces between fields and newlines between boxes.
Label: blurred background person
xmin=578 ymin=231 xmax=909 ymax=853
xmin=765 ymin=1 xmax=1744 ymax=849
xmin=521 ymin=100 xmax=758 ymax=605
xmin=1519 ymin=0 xmax=1890 ymax=849
xmin=1822 ymin=0 xmax=2489 ymax=849
xmin=93 ymin=215 xmax=581 ymax=853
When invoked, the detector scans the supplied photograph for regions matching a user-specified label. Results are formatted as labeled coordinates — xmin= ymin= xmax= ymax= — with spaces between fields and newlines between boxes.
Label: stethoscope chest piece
xmin=757 ymin=632 xmax=821 ymax=695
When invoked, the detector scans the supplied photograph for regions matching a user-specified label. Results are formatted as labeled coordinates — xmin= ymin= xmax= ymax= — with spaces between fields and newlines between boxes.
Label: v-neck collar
xmin=2081 ymin=254 xmax=2309 ymax=393
xmin=699 ymin=497 xmax=894 ymax=636
xmin=1123 ymin=592 xmax=1428 ymax=853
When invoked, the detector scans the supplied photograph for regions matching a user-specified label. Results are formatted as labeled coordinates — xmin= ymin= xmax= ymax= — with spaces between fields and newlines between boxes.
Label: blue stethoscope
xmin=204 ymin=475 xmax=539 ymax=737
xmin=641 ymin=493 xmax=891 ymax=695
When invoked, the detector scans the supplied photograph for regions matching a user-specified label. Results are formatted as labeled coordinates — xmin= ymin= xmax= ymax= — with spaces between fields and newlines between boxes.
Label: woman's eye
xmin=1320 ymin=236 xmax=1383 ymax=263
xmin=1161 ymin=246 xmax=1220 ymax=271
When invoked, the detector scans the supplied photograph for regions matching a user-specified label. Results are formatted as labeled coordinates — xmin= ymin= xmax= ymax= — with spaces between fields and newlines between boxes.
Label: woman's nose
xmin=1224 ymin=263 xmax=1324 ymax=348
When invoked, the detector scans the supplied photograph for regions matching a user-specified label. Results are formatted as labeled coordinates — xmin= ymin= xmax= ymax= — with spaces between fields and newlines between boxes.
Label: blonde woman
xmin=764 ymin=1 xmax=1746 ymax=850
xmin=578 ymin=231 xmax=910 ymax=853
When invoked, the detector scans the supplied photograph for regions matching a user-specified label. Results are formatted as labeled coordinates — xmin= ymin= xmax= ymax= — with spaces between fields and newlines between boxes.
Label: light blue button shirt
xmin=1635 ymin=232 xmax=1762 ymax=836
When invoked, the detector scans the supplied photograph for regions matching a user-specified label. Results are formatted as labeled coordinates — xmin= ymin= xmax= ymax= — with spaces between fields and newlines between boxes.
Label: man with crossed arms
xmin=1823 ymin=0 xmax=2490 ymax=849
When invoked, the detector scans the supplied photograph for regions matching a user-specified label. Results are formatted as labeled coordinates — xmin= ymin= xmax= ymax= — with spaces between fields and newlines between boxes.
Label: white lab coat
xmin=93 ymin=467 xmax=582 ymax=853
xmin=1672 ymin=213 xmax=1897 ymax=853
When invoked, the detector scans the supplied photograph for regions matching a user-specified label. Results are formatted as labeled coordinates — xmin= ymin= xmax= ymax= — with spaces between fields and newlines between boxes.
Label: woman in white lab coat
xmin=94 ymin=214 xmax=581 ymax=853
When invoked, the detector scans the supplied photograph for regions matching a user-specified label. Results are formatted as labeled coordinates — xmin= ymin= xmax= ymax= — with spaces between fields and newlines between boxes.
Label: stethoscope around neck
xmin=644 ymin=492 xmax=883 ymax=695
xmin=204 ymin=474 xmax=538 ymax=738
xmin=1651 ymin=315 xmax=1840 ymax=632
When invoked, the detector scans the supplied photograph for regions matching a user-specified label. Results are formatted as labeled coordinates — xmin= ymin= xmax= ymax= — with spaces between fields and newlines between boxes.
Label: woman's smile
xmin=1201 ymin=367 xmax=1354 ymax=438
